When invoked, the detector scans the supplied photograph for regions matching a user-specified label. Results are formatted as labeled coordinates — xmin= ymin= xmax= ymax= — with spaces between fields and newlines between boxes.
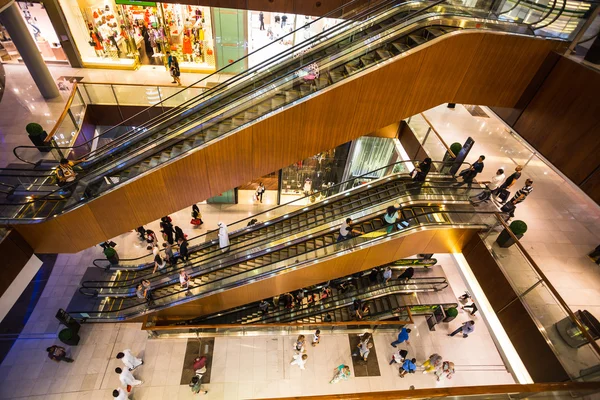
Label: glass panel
xmin=83 ymin=84 xmax=117 ymax=104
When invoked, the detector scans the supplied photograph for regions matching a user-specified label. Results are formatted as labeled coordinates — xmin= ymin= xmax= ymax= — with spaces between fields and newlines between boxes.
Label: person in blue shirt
xmin=456 ymin=155 xmax=485 ymax=190
xmin=399 ymin=358 xmax=417 ymax=378
xmin=449 ymin=320 xmax=475 ymax=338
xmin=390 ymin=327 xmax=411 ymax=347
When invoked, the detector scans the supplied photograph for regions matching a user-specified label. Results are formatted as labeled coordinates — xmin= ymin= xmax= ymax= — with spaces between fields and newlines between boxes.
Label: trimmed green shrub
xmin=509 ymin=220 xmax=528 ymax=236
xmin=450 ymin=142 xmax=462 ymax=157
xmin=26 ymin=123 xmax=44 ymax=136
xmin=446 ymin=307 xmax=459 ymax=318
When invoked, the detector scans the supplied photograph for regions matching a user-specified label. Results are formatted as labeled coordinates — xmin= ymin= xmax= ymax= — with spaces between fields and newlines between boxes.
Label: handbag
xmin=458 ymin=168 xmax=470 ymax=177
xmin=191 ymin=218 xmax=202 ymax=225
xmin=127 ymin=385 xmax=132 ymax=392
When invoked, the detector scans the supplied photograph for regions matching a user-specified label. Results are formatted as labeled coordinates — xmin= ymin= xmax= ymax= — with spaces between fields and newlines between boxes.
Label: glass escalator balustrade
xmin=0 ymin=0 xmax=569 ymax=222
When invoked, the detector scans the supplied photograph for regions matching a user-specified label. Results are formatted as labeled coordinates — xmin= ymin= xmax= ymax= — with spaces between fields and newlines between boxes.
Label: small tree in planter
xmin=443 ymin=306 xmax=458 ymax=322
xmin=26 ymin=123 xmax=51 ymax=152
xmin=496 ymin=220 xmax=528 ymax=248
xmin=441 ymin=142 xmax=462 ymax=174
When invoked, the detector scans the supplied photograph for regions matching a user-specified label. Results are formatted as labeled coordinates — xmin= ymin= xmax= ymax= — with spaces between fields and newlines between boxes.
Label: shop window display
xmin=0 ymin=2 xmax=67 ymax=64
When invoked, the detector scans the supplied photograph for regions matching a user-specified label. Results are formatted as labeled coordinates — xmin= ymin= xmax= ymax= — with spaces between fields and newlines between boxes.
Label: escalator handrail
xmin=3 ymin=0 xmax=421 ymax=214
xmin=11 ymin=0 xmax=397 ymax=167
xmin=91 ymin=159 xmax=468 ymax=270
xmin=82 ymin=182 xmax=473 ymax=290
xmin=71 ymin=207 xmax=497 ymax=313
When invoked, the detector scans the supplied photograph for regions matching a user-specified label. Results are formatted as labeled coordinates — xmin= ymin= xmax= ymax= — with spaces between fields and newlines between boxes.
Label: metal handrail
xmin=420 ymin=112 xmax=456 ymax=157
xmin=532 ymin=0 xmax=567 ymax=30
xmin=44 ymin=82 xmax=79 ymax=143
xmin=494 ymin=213 xmax=600 ymax=359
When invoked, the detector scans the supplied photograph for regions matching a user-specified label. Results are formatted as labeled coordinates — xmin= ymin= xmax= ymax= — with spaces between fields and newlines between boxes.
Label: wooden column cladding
xmin=15 ymin=32 xmax=562 ymax=253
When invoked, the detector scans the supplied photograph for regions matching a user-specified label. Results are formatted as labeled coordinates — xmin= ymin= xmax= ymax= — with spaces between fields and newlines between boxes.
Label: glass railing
xmin=69 ymin=205 xmax=497 ymax=321
xmin=480 ymin=219 xmax=600 ymax=381
xmin=91 ymin=159 xmax=463 ymax=271
xmin=405 ymin=112 xmax=456 ymax=163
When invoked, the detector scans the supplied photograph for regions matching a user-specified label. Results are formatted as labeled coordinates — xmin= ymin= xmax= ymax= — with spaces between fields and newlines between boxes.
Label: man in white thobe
xmin=116 ymin=349 xmax=143 ymax=370
xmin=115 ymin=367 xmax=143 ymax=387
xmin=112 ymin=387 xmax=129 ymax=399
xmin=290 ymin=353 xmax=308 ymax=370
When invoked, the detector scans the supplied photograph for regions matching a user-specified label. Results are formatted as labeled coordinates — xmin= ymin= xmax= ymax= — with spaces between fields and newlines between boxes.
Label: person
xmin=247 ymin=218 xmax=259 ymax=227
xmin=146 ymin=229 xmax=158 ymax=247
xmin=474 ymin=168 xmax=505 ymax=203
xmin=389 ymin=349 xmax=408 ymax=365
xmin=115 ymin=366 xmax=143 ymax=388
xmin=174 ymin=238 xmax=188 ymax=263
xmin=397 ymin=267 xmax=414 ymax=283
xmin=256 ymin=182 xmax=266 ymax=203
xmin=399 ymin=358 xmax=417 ymax=378
xmin=46 ymin=345 xmax=73 ymax=362
xmin=166 ymin=51 xmax=173 ymax=69
xmin=391 ymin=327 xmax=411 ymax=347
xmin=116 ymin=349 xmax=143 ymax=370
xmin=218 ymin=222 xmax=230 ymax=250
xmin=191 ymin=204 xmax=203 ymax=226
xmin=353 ymin=341 xmax=373 ymax=362
xmin=337 ymin=218 xmax=362 ymax=242
xmin=435 ymin=361 xmax=455 ymax=381
xmin=320 ymin=286 xmax=332 ymax=299
xmin=330 ymin=364 xmax=351 ymax=384
xmin=153 ymin=250 xmax=166 ymax=274
xmin=462 ymin=301 xmax=478 ymax=316
xmin=384 ymin=205 xmax=400 ymax=233
xmin=368 ymin=268 xmax=380 ymax=283
xmin=383 ymin=266 xmax=393 ymax=284
xmin=136 ymin=226 xmax=146 ymax=239
xmin=303 ymin=177 xmax=312 ymax=196
xmin=174 ymin=226 xmax=185 ymax=242
xmin=112 ymin=388 xmax=129 ymax=400
xmin=170 ymin=56 xmax=181 ymax=85
xmin=259 ymin=11 xmax=265 ymax=30
xmin=510 ymin=179 xmax=534 ymax=205
xmin=190 ymin=375 xmax=208 ymax=395
xmin=295 ymin=289 xmax=305 ymax=304
xmin=282 ymin=292 xmax=294 ymax=309
xmin=258 ymin=300 xmax=270 ymax=313
xmin=589 ymin=245 xmax=600 ymax=265
xmin=422 ymin=353 xmax=442 ymax=374
xmin=324 ymin=313 xmax=333 ymax=322
xmin=137 ymin=279 xmax=154 ymax=306
xmin=358 ymin=331 xmax=372 ymax=346
xmin=55 ymin=157 xmax=84 ymax=186
xmin=351 ymin=299 xmax=363 ymax=319
xmin=180 ymin=270 xmax=192 ymax=296
xmin=163 ymin=242 xmax=175 ymax=265
xmin=457 ymin=155 xmax=485 ymax=190
xmin=449 ymin=320 xmax=475 ymax=338
xmin=412 ymin=157 xmax=432 ymax=182
xmin=290 ymin=353 xmax=308 ymax=370
xmin=281 ymin=14 xmax=288 ymax=28
xmin=493 ymin=165 xmax=523 ymax=199
xmin=160 ymin=216 xmax=174 ymax=244
xmin=312 ymin=329 xmax=321 ymax=347
xmin=294 ymin=335 xmax=306 ymax=353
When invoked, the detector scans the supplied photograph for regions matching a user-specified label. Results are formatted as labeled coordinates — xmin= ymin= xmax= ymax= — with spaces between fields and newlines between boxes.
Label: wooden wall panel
xmin=580 ymin=167 xmax=600 ymax=205
xmin=367 ymin=122 xmax=399 ymax=139
xmin=55 ymin=205 xmax=106 ymax=249
xmin=15 ymin=32 xmax=562 ymax=253
xmin=87 ymin=188 xmax=141 ymax=240
xmin=248 ymin=0 xmax=293 ymax=12
xmin=0 ymin=230 xmax=34 ymax=297
xmin=15 ymin=217 xmax=70 ymax=254
xmin=153 ymin=227 xmax=477 ymax=320
xmin=161 ymin=149 xmax=212 ymax=209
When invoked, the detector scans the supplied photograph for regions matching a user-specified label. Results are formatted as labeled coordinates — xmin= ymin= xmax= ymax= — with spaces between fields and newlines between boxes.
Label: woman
xmin=384 ymin=205 xmax=400 ymax=233
xmin=163 ymin=242 xmax=175 ymax=265
xmin=179 ymin=270 xmax=191 ymax=296
xmin=294 ymin=335 xmax=306 ymax=353
xmin=435 ymin=360 xmax=455 ymax=381
xmin=170 ymin=56 xmax=181 ymax=85
xmin=153 ymin=250 xmax=166 ymax=274
xmin=422 ymin=353 xmax=443 ymax=374
xmin=174 ymin=226 xmax=185 ymax=242
xmin=413 ymin=157 xmax=432 ymax=182
xmin=191 ymin=204 xmax=203 ymax=225
xmin=330 ymin=365 xmax=351 ymax=384
xmin=256 ymin=182 xmax=266 ymax=203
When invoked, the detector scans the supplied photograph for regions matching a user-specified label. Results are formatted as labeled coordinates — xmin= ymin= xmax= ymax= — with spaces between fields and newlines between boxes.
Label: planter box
xmin=496 ymin=229 xmax=523 ymax=248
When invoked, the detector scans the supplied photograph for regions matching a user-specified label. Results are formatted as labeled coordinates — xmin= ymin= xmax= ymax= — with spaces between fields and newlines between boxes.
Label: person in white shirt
xmin=312 ymin=329 xmax=320 ymax=347
xmin=112 ymin=387 xmax=130 ymax=400
xmin=116 ymin=349 xmax=143 ymax=370
xmin=290 ymin=353 xmax=308 ymax=370
xmin=115 ymin=367 xmax=143 ymax=387
xmin=472 ymin=168 xmax=505 ymax=203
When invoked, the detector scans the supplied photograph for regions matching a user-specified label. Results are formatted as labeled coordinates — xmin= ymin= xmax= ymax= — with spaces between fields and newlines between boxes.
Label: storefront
xmin=0 ymin=2 xmax=68 ymax=64
xmin=57 ymin=0 xmax=216 ymax=70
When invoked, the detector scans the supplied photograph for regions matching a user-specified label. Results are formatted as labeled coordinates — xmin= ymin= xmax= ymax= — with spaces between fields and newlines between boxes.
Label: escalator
xmin=186 ymin=270 xmax=453 ymax=325
xmin=85 ymin=169 xmax=462 ymax=289
xmin=3 ymin=0 xmax=560 ymax=253
xmin=67 ymin=196 xmax=496 ymax=322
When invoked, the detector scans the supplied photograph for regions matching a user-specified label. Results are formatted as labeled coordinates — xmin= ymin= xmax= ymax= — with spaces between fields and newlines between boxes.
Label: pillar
xmin=0 ymin=1 xmax=60 ymax=99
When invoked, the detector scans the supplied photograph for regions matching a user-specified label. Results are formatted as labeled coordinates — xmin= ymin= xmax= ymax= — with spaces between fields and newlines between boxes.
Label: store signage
xmin=115 ymin=0 xmax=157 ymax=6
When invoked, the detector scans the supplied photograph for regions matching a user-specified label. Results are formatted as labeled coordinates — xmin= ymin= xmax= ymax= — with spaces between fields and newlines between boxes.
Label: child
xmin=294 ymin=335 xmax=306 ymax=353
xmin=312 ymin=329 xmax=321 ymax=347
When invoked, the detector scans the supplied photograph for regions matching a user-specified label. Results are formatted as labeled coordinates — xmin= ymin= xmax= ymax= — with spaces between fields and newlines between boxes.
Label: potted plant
xmin=443 ymin=306 xmax=458 ymax=322
xmin=441 ymin=142 xmax=462 ymax=173
xmin=58 ymin=327 xmax=80 ymax=346
xmin=26 ymin=123 xmax=50 ymax=152
xmin=496 ymin=220 xmax=528 ymax=248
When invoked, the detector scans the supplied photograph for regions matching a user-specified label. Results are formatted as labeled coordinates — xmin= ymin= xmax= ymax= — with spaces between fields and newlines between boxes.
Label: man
xmin=46 ymin=345 xmax=73 ymax=362
xmin=399 ymin=358 xmax=417 ymax=378
xmin=166 ymin=51 xmax=173 ymax=69
xmin=55 ymin=158 xmax=84 ymax=186
xmin=390 ymin=327 xmax=411 ymax=347
xmin=112 ymin=388 xmax=129 ymax=400
xmin=115 ymin=367 xmax=143 ymax=388
xmin=258 ymin=11 xmax=265 ymax=30
xmin=473 ymin=168 xmax=505 ymax=203
xmin=495 ymin=165 xmax=523 ymax=196
xmin=510 ymin=179 xmax=534 ymax=205
xmin=449 ymin=320 xmax=475 ymax=338
xmin=337 ymin=218 xmax=362 ymax=242
xmin=116 ymin=349 xmax=143 ymax=371
xmin=178 ymin=237 xmax=190 ymax=262
xmin=383 ymin=266 xmax=393 ymax=284
xmin=456 ymin=155 xmax=485 ymax=190
xmin=389 ymin=349 xmax=408 ymax=365
xmin=353 ymin=341 xmax=373 ymax=362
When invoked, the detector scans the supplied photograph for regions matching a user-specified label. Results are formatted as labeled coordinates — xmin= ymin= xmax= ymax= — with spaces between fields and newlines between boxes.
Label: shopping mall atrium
xmin=0 ymin=0 xmax=599 ymax=398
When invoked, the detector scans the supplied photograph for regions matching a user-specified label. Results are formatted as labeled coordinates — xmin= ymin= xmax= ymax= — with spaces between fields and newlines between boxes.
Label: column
xmin=0 ymin=1 xmax=60 ymax=98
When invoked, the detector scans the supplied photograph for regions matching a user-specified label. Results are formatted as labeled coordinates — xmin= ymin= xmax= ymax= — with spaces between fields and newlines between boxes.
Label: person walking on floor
xmin=115 ymin=366 xmax=143 ymax=388
xmin=191 ymin=204 xmax=203 ymax=226
xmin=391 ymin=327 xmax=411 ymax=347
xmin=294 ymin=335 xmax=306 ymax=353
xmin=259 ymin=11 xmax=265 ymax=30
xmin=256 ymin=182 xmax=266 ymax=203
xmin=112 ymin=388 xmax=130 ymax=400
xmin=174 ymin=226 xmax=185 ymax=242
xmin=330 ymin=365 xmax=351 ymax=384
xmin=493 ymin=165 xmax=523 ymax=201
xmin=501 ymin=179 xmax=533 ymax=219
xmin=353 ymin=341 xmax=373 ymax=362
xmin=456 ymin=155 xmax=485 ymax=191
xmin=46 ymin=345 xmax=73 ymax=362
xmin=422 ymin=353 xmax=442 ymax=374
xmin=449 ymin=320 xmax=475 ymax=338
xmin=116 ymin=349 xmax=143 ymax=370
xmin=435 ymin=361 xmax=455 ymax=381
xmin=190 ymin=375 xmax=208 ymax=395
xmin=218 ymin=222 xmax=230 ymax=250
xmin=399 ymin=358 xmax=417 ymax=378
xmin=170 ymin=56 xmax=181 ymax=85
xmin=290 ymin=353 xmax=308 ymax=370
